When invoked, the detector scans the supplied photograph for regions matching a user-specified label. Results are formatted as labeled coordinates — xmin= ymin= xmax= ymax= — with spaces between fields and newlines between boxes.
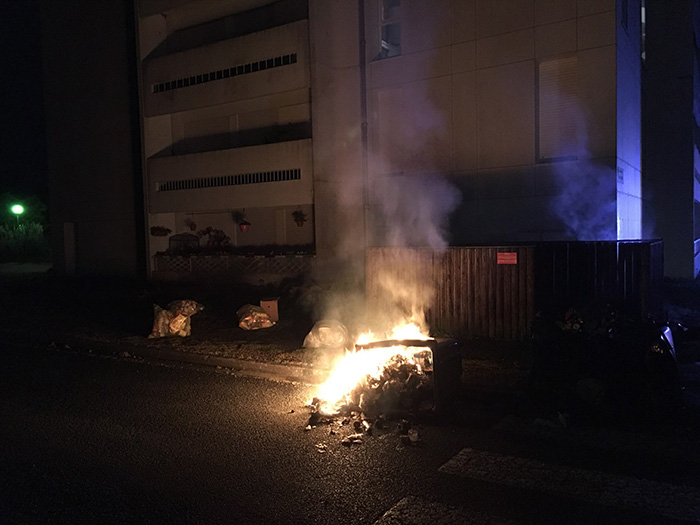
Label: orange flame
xmin=311 ymin=322 xmax=431 ymax=415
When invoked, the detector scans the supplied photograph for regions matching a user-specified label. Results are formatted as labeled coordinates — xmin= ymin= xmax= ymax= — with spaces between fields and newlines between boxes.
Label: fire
xmin=311 ymin=322 xmax=432 ymax=416
xmin=355 ymin=321 xmax=431 ymax=345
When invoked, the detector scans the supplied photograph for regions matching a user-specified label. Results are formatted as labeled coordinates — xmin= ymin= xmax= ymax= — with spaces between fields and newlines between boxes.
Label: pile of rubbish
xmin=342 ymin=353 xmax=433 ymax=415
xmin=148 ymin=299 xmax=205 ymax=339
xmin=304 ymin=349 xmax=434 ymax=450
xmin=236 ymin=304 xmax=275 ymax=330
xmin=530 ymin=302 xmax=684 ymax=419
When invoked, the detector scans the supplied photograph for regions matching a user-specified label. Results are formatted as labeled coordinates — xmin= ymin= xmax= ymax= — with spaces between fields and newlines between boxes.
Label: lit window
xmin=379 ymin=0 xmax=400 ymax=59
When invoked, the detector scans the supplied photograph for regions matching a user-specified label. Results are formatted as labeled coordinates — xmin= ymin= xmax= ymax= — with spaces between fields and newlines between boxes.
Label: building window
xmin=379 ymin=0 xmax=400 ymax=59
xmin=537 ymin=56 xmax=580 ymax=162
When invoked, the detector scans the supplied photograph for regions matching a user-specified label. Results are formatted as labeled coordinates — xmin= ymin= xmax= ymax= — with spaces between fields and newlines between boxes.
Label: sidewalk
xmin=3 ymin=265 xmax=699 ymax=435
xmin=0 ymin=266 xmax=529 ymax=391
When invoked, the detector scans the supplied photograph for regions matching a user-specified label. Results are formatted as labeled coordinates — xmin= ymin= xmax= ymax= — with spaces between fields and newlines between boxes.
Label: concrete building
xmin=42 ymin=0 xmax=699 ymax=280
xmin=642 ymin=0 xmax=700 ymax=279
xmin=138 ymin=0 xmax=315 ymax=278
xmin=40 ymin=0 xmax=144 ymax=276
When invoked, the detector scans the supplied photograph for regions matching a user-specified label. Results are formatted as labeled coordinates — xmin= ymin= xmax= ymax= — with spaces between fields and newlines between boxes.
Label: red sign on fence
xmin=497 ymin=252 xmax=518 ymax=265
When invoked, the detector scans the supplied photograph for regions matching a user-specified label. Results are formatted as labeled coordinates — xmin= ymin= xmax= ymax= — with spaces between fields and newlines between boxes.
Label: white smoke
xmin=552 ymin=161 xmax=617 ymax=241
xmin=372 ymin=173 xmax=461 ymax=250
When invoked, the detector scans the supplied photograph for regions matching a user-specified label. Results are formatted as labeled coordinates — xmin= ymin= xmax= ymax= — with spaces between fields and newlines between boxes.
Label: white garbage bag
xmin=303 ymin=320 xmax=349 ymax=349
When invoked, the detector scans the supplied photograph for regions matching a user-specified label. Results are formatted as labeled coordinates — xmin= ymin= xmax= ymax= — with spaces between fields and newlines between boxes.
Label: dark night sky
xmin=0 ymin=0 xmax=47 ymax=200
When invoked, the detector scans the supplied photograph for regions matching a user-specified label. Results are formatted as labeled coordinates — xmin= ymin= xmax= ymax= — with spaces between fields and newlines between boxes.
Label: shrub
xmin=0 ymin=222 xmax=51 ymax=262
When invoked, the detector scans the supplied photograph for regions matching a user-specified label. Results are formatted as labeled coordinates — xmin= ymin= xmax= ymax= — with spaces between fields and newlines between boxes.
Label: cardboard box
xmin=260 ymin=297 xmax=279 ymax=322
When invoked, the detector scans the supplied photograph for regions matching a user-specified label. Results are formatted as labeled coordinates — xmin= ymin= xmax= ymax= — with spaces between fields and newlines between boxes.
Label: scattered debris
xmin=341 ymin=433 xmax=364 ymax=446
xmin=315 ymin=443 xmax=328 ymax=453
xmin=306 ymin=397 xmax=422 ymax=450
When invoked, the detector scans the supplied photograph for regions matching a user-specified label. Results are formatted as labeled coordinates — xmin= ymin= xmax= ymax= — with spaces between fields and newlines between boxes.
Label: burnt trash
xmin=349 ymin=338 xmax=462 ymax=416
xmin=306 ymin=400 xmax=335 ymax=428
xmin=341 ymin=433 xmax=364 ymax=446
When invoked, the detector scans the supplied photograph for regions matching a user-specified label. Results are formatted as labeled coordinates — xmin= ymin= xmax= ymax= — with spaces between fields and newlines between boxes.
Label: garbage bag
xmin=303 ymin=319 xmax=349 ymax=349
xmin=148 ymin=299 xmax=204 ymax=338
xmin=237 ymin=304 xmax=275 ymax=330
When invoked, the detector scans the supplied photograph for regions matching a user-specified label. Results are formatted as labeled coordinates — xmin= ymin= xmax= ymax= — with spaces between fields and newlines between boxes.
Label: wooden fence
xmin=366 ymin=246 xmax=535 ymax=340
xmin=533 ymin=240 xmax=664 ymax=320
xmin=366 ymin=241 xmax=663 ymax=341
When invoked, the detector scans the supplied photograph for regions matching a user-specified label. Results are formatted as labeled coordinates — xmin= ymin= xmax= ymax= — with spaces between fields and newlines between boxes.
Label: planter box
xmin=153 ymin=254 xmax=315 ymax=285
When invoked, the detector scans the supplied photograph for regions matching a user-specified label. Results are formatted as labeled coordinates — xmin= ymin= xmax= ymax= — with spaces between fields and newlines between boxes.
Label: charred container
xmin=354 ymin=338 xmax=462 ymax=415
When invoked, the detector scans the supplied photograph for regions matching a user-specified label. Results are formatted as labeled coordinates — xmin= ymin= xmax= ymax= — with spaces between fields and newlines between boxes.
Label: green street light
xmin=11 ymin=204 xmax=24 ymax=226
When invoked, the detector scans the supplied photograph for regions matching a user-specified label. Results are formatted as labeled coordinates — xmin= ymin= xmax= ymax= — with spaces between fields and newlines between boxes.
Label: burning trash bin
xmin=311 ymin=331 xmax=462 ymax=418
xmin=353 ymin=338 xmax=462 ymax=416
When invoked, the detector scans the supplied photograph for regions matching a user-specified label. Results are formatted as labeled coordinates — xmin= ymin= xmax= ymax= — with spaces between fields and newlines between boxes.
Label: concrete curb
xmin=120 ymin=342 xmax=530 ymax=394
xmin=31 ymin=333 xmax=531 ymax=395
xmin=127 ymin=345 xmax=331 ymax=384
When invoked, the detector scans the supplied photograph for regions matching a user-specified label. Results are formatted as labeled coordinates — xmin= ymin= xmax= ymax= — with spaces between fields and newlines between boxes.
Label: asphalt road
xmin=2 ymin=344 xmax=700 ymax=524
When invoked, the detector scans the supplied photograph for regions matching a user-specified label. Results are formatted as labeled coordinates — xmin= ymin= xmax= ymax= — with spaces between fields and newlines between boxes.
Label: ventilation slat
xmin=157 ymin=168 xmax=301 ymax=192
xmin=151 ymin=54 xmax=298 ymax=94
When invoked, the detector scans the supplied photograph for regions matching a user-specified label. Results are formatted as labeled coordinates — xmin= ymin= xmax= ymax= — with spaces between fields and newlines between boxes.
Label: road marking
xmin=439 ymin=448 xmax=700 ymax=522
xmin=374 ymin=495 xmax=517 ymax=525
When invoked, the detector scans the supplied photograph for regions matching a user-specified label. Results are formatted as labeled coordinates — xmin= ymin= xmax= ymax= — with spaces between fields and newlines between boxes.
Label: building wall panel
xmin=535 ymin=19 xmax=577 ymax=58
xmin=535 ymin=0 xmax=576 ymax=25
xmin=578 ymin=10 xmax=616 ymax=50
xmin=451 ymin=0 xmax=477 ymax=43
xmin=476 ymin=61 xmax=536 ymax=168
xmin=143 ymin=20 xmax=310 ymax=117
xmin=475 ymin=0 xmax=535 ymax=39
xmin=452 ymin=71 xmax=478 ymax=171
xmin=403 ymin=0 xmax=453 ymax=54
xmin=578 ymin=45 xmax=617 ymax=158
xmin=476 ymin=29 xmax=534 ymax=69
xmin=148 ymin=140 xmax=313 ymax=213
